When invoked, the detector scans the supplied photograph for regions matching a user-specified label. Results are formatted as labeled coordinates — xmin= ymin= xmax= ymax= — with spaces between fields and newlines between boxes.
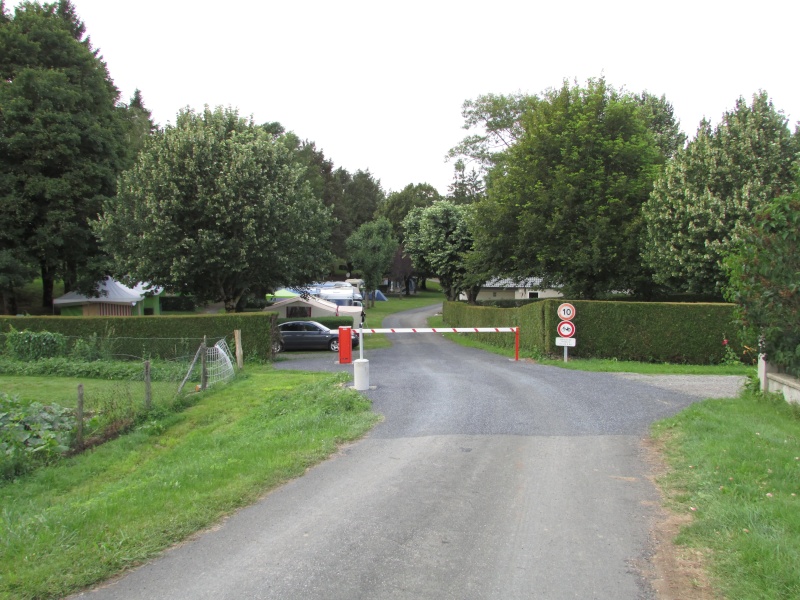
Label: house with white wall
xmin=461 ymin=278 xmax=563 ymax=302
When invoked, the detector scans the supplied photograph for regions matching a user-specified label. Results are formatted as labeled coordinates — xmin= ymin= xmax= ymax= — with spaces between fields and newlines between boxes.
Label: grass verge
xmin=652 ymin=391 xmax=800 ymax=599
xmin=0 ymin=366 xmax=380 ymax=600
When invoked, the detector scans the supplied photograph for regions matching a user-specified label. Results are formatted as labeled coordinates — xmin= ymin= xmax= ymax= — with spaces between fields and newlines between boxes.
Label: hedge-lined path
xmin=73 ymin=304 xmax=744 ymax=600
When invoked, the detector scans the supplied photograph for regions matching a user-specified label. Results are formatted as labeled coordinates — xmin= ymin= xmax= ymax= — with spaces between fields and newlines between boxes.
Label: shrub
xmin=4 ymin=327 xmax=67 ymax=360
xmin=69 ymin=333 xmax=102 ymax=361
xmin=725 ymin=188 xmax=800 ymax=376
xmin=0 ymin=357 xmax=187 ymax=381
xmin=0 ymin=392 xmax=76 ymax=480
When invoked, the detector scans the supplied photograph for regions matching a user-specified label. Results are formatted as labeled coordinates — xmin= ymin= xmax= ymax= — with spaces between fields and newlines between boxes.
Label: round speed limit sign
xmin=557 ymin=303 xmax=576 ymax=321
xmin=557 ymin=320 xmax=576 ymax=338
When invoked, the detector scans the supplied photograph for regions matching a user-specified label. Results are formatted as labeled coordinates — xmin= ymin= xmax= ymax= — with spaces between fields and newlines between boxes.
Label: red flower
xmin=722 ymin=339 xmax=729 ymax=346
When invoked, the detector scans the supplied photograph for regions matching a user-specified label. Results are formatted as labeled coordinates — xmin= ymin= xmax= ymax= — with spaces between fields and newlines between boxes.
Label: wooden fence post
xmin=144 ymin=360 xmax=152 ymax=410
xmin=201 ymin=336 xmax=208 ymax=390
xmin=234 ymin=329 xmax=243 ymax=370
xmin=76 ymin=384 xmax=84 ymax=450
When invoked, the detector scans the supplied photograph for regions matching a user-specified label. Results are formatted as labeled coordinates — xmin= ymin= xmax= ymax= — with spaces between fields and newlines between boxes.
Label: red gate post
xmin=515 ymin=327 xmax=520 ymax=361
xmin=338 ymin=326 xmax=352 ymax=364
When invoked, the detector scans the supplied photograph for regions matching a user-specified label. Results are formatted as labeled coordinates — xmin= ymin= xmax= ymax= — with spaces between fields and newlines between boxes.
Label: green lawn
xmin=0 ymin=375 xmax=178 ymax=412
xmin=0 ymin=367 xmax=380 ymax=600
xmin=653 ymin=392 xmax=800 ymax=599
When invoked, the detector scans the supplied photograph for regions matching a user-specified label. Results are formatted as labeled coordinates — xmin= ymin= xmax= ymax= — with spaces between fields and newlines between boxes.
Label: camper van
xmin=316 ymin=281 xmax=362 ymax=307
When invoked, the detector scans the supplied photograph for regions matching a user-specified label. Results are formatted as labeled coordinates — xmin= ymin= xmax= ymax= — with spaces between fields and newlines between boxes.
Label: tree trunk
xmin=41 ymin=263 xmax=54 ymax=309
xmin=1 ymin=290 xmax=18 ymax=315
xmin=62 ymin=262 xmax=76 ymax=294
xmin=225 ymin=298 xmax=239 ymax=313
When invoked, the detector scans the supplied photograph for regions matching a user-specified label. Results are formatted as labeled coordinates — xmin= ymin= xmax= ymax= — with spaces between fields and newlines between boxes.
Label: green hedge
xmin=0 ymin=313 xmax=279 ymax=362
xmin=443 ymin=299 xmax=741 ymax=364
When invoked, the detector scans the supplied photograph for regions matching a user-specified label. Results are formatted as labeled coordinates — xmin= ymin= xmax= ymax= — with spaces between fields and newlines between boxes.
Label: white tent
xmin=53 ymin=277 xmax=163 ymax=316
xmin=54 ymin=277 xmax=143 ymax=307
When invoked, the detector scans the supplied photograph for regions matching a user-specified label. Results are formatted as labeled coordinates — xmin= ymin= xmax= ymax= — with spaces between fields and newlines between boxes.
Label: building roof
xmin=268 ymin=295 xmax=363 ymax=317
xmin=483 ymin=277 xmax=544 ymax=289
xmin=53 ymin=277 xmax=160 ymax=307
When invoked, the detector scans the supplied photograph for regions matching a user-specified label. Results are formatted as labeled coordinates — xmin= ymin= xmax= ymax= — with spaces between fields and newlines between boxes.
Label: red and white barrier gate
xmin=361 ymin=327 xmax=520 ymax=361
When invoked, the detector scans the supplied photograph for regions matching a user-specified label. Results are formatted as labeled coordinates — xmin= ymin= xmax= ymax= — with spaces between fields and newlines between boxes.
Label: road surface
xmin=73 ymin=304 xmax=743 ymax=599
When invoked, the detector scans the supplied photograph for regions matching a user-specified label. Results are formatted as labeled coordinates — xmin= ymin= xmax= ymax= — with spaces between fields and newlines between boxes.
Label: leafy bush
xmin=69 ymin=332 xmax=103 ymax=361
xmin=0 ymin=357 xmax=187 ymax=381
xmin=0 ymin=392 xmax=76 ymax=480
xmin=725 ymin=188 xmax=800 ymax=376
xmin=5 ymin=327 xmax=67 ymax=360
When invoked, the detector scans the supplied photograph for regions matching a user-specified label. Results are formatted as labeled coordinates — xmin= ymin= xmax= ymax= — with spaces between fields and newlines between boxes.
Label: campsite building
xmin=268 ymin=295 xmax=363 ymax=322
xmin=53 ymin=278 xmax=163 ymax=317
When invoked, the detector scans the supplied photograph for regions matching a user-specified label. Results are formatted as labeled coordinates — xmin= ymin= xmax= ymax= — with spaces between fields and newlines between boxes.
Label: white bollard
xmin=353 ymin=358 xmax=370 ymax=391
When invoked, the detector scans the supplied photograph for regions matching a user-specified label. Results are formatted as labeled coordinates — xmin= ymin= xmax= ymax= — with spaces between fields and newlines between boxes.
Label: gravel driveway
xmin=610 ymin=373 xmax=746 ymax=399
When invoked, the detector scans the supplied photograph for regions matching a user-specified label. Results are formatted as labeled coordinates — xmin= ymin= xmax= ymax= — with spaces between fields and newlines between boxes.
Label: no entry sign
xmin=557 ymin=320 xmax=576 ymax=338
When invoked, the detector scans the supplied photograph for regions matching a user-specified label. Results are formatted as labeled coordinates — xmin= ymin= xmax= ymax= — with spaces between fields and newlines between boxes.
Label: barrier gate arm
xmin=360 ymin=327 xmax=520 ymax=361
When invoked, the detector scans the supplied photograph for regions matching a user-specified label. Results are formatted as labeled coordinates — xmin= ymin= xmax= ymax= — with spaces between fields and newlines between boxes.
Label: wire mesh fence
xmin=1 ymin=333 xmax=241 ymax=476
xmin=0 ymin=331 xmax=232 ymax=362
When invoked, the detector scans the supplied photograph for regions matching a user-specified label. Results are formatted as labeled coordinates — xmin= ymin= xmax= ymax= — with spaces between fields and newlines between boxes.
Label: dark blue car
xmin=274 ymin=321 xmax=360 ymax=353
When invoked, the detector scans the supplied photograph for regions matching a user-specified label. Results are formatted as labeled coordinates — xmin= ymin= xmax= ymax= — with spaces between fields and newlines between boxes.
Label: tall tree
xmin=446 ymin=92 xmax=536 ymax=175
xmin=375 ymin=183 xmax=442 ymax=242
xmin=0 ymin=0 xmax=127 ymax=310
xmin=449 ymin=90 xmax=684 ymax=172
xmin=447 ymin=159 xmax=485 ymax=204
xmin=473 ymin=78 xmax=668 ymax=299
xmin=97 ymin=106 xmax=333 ymax=312
xmin=403 ymin=201 xmax=478 ymax=302
xmin=642 ymin=92 xmax=798 ymax=295
xmin=120 ymin=88 xmax=156 ymax=163
xmin=344 ymin=169 xmax=385 ymax=232
xmin=346 ymin=218 xmax=396 ymax=309
xmin=635 ymin=91 xmax=687 ymax=159
xmin=285 ymin=139 xmax=384 ymax=263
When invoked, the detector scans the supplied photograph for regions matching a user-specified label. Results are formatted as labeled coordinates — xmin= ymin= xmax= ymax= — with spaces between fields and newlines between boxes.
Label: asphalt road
xmin=72 ymin=304 xmax=744 ymax=600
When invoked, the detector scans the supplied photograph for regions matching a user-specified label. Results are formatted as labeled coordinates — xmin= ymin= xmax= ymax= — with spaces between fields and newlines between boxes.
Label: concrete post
xmin=354 ymin=358 xmax=369 ymax=391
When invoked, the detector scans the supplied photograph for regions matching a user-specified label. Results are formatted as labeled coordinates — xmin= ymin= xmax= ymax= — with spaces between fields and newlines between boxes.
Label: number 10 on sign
xmin=557 ymin=303 xmax=577 ymax=362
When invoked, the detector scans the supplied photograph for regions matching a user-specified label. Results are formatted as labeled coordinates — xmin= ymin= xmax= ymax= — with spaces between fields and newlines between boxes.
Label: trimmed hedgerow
xmin=443 ymin=299 xmax=740 ymax=364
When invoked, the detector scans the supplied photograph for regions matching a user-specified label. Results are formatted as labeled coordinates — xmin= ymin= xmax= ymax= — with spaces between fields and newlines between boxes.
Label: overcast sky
xmin=13 ymin=0 xmax=800 ymax=194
